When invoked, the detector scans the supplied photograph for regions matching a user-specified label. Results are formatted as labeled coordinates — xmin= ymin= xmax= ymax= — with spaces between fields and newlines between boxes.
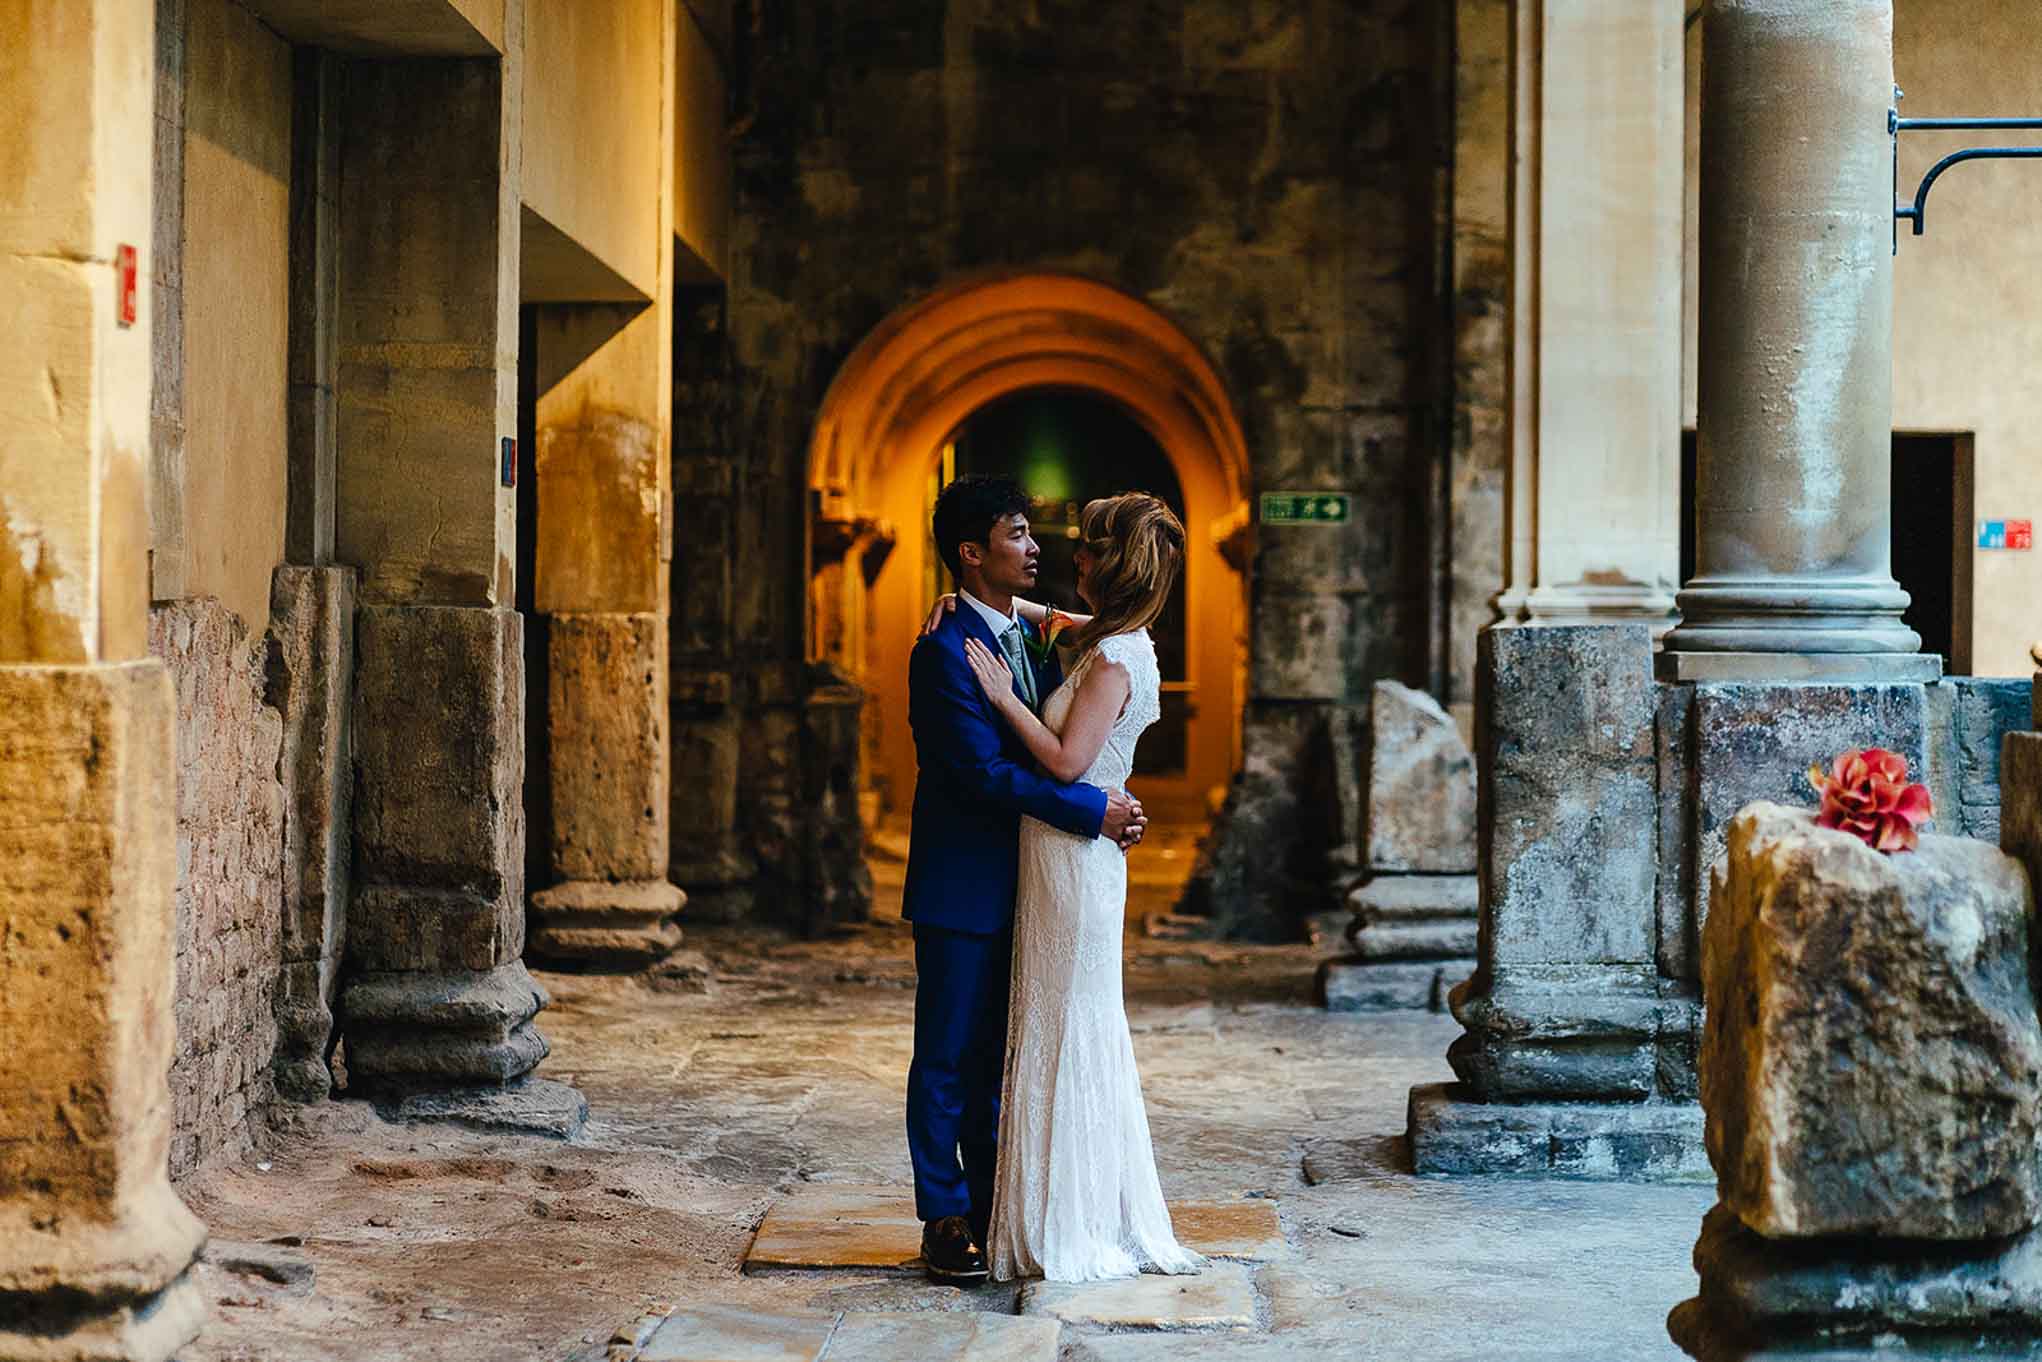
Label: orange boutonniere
xmin=1807 ymin=747 xmax=1933 ymax=853
xmin=1022 ymin=610 xmax=1078 ymax=663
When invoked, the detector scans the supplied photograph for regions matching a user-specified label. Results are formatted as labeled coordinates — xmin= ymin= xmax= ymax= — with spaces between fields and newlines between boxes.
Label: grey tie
xmin=1000 ymin=624 xmax=1038 ymax=710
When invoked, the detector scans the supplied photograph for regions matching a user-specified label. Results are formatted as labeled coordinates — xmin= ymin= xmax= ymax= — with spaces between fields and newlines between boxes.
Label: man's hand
xmin=1101 ymin=787 xmax=1147 ymax=852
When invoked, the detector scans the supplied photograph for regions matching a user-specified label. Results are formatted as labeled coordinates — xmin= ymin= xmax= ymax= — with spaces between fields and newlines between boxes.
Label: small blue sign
xmin=1980 ymin=520 xmax=2007 ymax=550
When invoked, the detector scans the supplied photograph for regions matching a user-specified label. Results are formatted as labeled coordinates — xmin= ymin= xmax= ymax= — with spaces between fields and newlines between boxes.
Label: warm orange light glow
xmin=806 ymin=272 xmax=1253 ymax=826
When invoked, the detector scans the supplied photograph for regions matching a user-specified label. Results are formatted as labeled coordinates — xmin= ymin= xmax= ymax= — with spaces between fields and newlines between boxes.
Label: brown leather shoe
xmin=921 ymin=1215 xmax=989 ymax=1285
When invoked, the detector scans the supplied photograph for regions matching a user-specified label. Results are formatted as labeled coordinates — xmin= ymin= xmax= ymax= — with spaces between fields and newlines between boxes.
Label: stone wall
xmin=150 ymin=599 xmax=287 ymax=1178
xmin=696 ymin=0 xmax=1455 ymax=938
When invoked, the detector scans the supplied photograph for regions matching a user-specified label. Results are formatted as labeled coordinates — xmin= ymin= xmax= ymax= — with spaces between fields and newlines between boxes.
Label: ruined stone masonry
xmin=1320 ymin=681 xmax=1479 ymax=1012
xmin=1670 ymin=802 xmax=2042 ymax=1356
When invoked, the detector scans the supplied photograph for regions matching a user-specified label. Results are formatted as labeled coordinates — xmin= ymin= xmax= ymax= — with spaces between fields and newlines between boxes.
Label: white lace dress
xmin=987 ymin=629 xmax=1205 ymax=1283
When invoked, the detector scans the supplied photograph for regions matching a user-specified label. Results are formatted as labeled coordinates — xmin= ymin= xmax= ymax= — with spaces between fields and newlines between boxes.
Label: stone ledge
xmin=1349 ymin=873 xmax=1479 ymax=923
xmin=1407 ymin=1082 xmax=1710 ymax=1182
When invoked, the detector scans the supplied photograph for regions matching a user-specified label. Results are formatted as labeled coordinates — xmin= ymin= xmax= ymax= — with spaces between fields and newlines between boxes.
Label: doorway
xmin=944 ymin=388 xmax=1192 ymax=779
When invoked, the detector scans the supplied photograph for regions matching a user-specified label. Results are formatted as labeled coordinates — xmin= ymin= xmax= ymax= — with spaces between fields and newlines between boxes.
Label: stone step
xmin=1346 ymin=873 xmax=1479 ymax=923
xmin=1348 ymin=920 xmax=1478 ymax=960
xmin=628 ymin=1304 xmax=1060 ymax=1362
xmin=742 ymin=1185 xmax=1285 ymax=1273
xmin=1020 ymin=1262 xmax=1258 ymax=1331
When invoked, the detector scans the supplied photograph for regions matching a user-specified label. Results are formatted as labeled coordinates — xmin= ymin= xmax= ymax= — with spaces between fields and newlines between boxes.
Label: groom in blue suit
xmin=904 ymin=474 xmax=1146 ymax=1284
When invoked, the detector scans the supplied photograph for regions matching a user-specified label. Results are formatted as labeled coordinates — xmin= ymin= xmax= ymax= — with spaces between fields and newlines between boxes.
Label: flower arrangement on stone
xmin=1023 ymin=609 xmax=1079 ymax=663
xmin=1807 ymin=748 xmax=1933 ymax=853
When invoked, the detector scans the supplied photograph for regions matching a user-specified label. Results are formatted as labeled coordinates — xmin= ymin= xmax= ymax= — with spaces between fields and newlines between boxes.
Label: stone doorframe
xmin=804 ymin=271 xmax=1256 ymax=826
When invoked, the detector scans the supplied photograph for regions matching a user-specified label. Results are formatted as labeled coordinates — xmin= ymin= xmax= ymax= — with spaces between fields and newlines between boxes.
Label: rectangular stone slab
xmin=824 ymin=1312 xmax=1060 ymax=1362
xmin=1020 ymin=1262 xmax=1257 ymax=1330
xmin=637 ymin=1303 xmax=834 ymax=1362
xmin=743 ymin=1186 xmax=1284 ymax=1272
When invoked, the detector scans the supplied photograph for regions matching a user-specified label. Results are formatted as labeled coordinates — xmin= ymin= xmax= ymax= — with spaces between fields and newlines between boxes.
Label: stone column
xmin=1497 ymin=0 xmax=1684 ymax=630
xmin=331 ymin=26 xmax=582 ymax=1134
xmin=527 ymin=305 xmax=683 ymax=969
xmin=0 ymin=2 xmax=207 ymax=1356
xmin=1660 ymin=0 xmax=1933 ymax=680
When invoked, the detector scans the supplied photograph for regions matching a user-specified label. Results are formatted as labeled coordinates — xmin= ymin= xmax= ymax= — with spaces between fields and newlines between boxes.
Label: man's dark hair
xmin=931 ymin=474 xmax=1029 ymax=579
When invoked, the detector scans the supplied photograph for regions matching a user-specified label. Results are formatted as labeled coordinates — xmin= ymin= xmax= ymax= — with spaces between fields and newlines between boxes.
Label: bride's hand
xmin=962 ymin=638 xmax=1017 ymax=708
xmin=919 ymin=594 xmax=957 ymax=638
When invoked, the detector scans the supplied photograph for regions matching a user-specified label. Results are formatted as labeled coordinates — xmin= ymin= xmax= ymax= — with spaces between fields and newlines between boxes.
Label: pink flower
xmin=1807 ymin=748 xmax=1933 ymax=854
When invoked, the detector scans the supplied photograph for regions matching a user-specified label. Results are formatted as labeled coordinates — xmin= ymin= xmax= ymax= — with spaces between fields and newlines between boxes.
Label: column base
xmin=528 ymin=879 xmax=684 ymax=970
xmin=0 ymin=1263 xmax=208 ymax=1362
xmin=1408 ymin=1082 xmax=1709 ymax=1181
xmin=339 ymin=962 xmax=550 ymax=1089
xmin=1669 ymin=1204 xmax=2042 ymax=1361
xmin=371 ymin=1077 xmax=589 ymax=1140
xmin=1658 ymin=650 xmax=1942 ymax=683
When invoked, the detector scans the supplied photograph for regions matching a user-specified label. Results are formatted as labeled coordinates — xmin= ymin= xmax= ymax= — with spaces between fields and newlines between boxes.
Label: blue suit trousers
xmin=906 ymin=922 xmax=1012 ymax=1225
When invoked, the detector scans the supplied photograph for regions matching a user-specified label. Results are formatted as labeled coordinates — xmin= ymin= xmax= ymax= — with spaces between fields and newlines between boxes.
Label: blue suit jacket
xmin=902 ymin=605 xmax=1110 ymax=935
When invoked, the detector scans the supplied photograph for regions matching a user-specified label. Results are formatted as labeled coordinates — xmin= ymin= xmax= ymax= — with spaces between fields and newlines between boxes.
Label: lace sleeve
xmin=1095 ymin=630 xmax=1162 ymax=734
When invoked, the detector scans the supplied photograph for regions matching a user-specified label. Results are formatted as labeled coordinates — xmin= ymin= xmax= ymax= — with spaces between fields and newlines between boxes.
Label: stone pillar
xmin=1660 ymin=0 xmax=1932 ymax=680
xmin=1497 ymin=0 xmax=1683 ymax=630
xmin=330 ymin=29 xmax=581 ymax=1134
xmin=1408 ymin=625 xmax=1709 ymax=1180
xmin=0 ymin=2 xmax=208 ymax=1356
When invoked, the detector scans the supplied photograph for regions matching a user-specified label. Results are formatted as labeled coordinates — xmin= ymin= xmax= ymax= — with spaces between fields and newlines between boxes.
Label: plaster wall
xmin=180 ymin=0 xmax=291 ymax=636
xmin=1681 ymin=0 xmax=2042 ymax=677
xmin=522 ymin=0 xmax=662 ymax=297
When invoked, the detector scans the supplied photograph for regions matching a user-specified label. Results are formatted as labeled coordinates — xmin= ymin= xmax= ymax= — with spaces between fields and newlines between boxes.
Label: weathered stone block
xmin=546 ymin=612 xmax=667 ymax=883
xmin=1350 ymin=920 xmax=1476 ymax=960
xmin=0 ymin=662 xmax=207 ymax=1358
xmin=528 ymin=878 xmax=684 ymax=969
xmin=1481 ymin=624 xmax=1657 ymax=968
xmin=1703 ymin=803 xmax=2042 ymax=1240
xmin=1366 ymin=681 xmax=1476 ymax=872
xmin=267 ymin=565 xmax=355 ymax=1103
xmin=1408 ymin=1084 xmax=1710 ymax=1181
xmin=1682 ymin=681 xmax=1928 ymax=969
xmin=351 ymin=604 xmax=522 ymax=924
xmin=1671 ymin=1204 xmax=2042 ymax=1353
xmin=1944 ymin=676 xmax=2040 ymax=841
xmin=1350 ymin=873 xmax=1479 ymax=923
xmin=345 ymin=606 xmax=554 ymax=1096
xmin=1318 ymin=958 xmax=1463 ymax=1012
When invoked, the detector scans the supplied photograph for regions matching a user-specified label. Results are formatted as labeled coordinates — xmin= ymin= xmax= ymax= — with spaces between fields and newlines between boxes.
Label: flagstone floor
xmin=175 ymin=841 xmax=1712 ymax=1361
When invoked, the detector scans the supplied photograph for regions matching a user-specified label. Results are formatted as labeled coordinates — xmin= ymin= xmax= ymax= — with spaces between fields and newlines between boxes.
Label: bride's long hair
xmin=1067 ymin=492 xmax=1185 ymax=651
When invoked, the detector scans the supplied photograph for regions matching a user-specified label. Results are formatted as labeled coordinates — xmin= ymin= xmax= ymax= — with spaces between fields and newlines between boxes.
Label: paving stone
xmin=1168 ymin=1199 xmax=1286 ymax=1260
xmin=1020 ymin=1262 xmax=1257 ymax=1330
xmin=744 ymin=1184 xmax=924 ymax=1272
xmin=637 ymin=1303 xmax=833 ymax=1362
xmin=746 ymin=1186 xmax=1286 ymax=1272
xmin=823 ymin=1311 xmax=1059 ymax=1362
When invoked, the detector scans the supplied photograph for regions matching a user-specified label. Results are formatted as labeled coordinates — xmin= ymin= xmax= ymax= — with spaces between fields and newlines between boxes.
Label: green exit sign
xmin=1260 ymin=492 xmax=1351 ymax=525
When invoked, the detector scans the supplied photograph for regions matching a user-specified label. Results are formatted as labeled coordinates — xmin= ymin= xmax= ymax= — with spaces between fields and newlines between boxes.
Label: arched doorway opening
xmin=806 ymin=272 xmax=1252 ymax=835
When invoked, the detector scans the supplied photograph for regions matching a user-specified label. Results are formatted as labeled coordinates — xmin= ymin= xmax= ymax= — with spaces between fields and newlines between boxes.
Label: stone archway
xmin=806 ymin=271 xmax=1254 ymax=828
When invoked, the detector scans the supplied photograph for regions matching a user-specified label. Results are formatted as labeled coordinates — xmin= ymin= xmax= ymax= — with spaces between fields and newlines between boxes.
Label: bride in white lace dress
xmin=957 ymin=492 xmax=1205 ymax=1284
